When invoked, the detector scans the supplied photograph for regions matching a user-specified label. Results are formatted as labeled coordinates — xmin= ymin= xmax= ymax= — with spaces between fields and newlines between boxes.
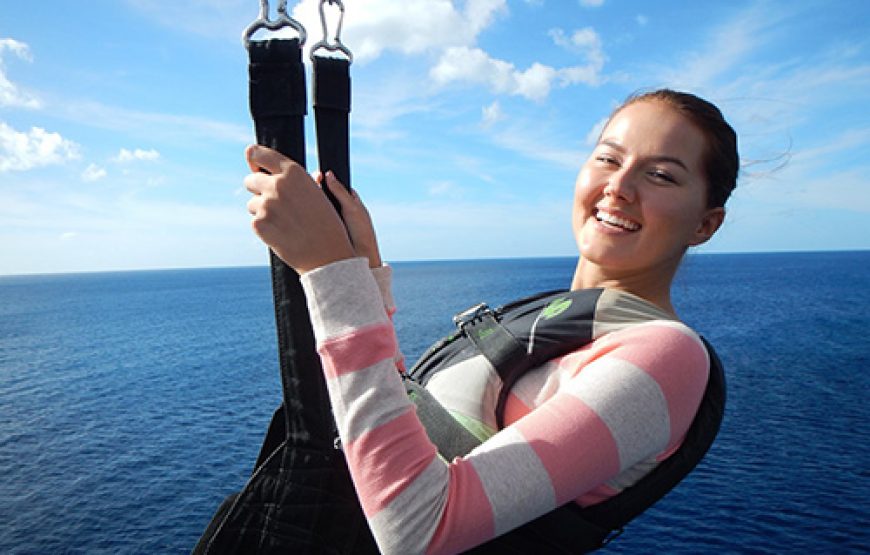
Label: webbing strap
xmin=460 ymin=310 xmax=527 ymax=429
xmin=248 ymin=39 xmax=334 ymax=449
xmin=313 ymin=55 xmax=352 ymax=208
xmin=404 ymin=376 xmax=482 ymax=461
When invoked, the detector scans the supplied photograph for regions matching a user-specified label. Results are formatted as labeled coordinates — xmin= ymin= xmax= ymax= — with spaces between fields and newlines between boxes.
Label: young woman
xmin=231 ymin=89 xmax=737 ymax=554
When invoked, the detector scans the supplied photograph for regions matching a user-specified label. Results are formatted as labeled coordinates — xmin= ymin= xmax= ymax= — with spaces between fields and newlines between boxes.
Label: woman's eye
xmin=648 ymin=169 xmax=676 ymax=183
xmin=596 ymin=155 xmax=618 ymax=166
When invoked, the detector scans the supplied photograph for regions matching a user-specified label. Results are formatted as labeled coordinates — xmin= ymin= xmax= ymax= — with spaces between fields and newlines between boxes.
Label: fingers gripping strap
xmin=247 ymin=39 xmax=335 ymax=447
xmin=314 ymin=56 xmax=352 ymax=210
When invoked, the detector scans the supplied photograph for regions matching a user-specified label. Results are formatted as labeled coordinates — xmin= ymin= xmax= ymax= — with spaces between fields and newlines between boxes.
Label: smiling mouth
xmin=595 ymin=209 xmax=641 ymax=231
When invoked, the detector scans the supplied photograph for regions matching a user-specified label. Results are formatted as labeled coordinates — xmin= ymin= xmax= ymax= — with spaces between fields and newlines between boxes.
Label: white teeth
xmin=596 ymin=210 xmax=640 ymax=231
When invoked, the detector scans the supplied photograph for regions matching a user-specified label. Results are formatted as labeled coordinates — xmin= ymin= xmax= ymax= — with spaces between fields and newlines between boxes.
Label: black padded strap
xmin=248 ymin=39 xmax=333 ymax=448
xmin=249 ymin=39 xmax=307 ymax=156
xmin=460 ymin=311 xmax=527 ymax=429
xmin=313 ymin=55 xmax=352 ymax=209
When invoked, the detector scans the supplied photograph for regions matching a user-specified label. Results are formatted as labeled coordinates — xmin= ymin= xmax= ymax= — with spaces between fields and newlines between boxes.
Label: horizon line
xmin=1 ymin=248 xmax=868 ymax=279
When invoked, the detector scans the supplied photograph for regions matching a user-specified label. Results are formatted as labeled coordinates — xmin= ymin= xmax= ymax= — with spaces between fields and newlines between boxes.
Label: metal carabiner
xmin=242 ymin=0 xmax=307 ymax=48
xmin=310 ymin=0 xmax=353 ymax=63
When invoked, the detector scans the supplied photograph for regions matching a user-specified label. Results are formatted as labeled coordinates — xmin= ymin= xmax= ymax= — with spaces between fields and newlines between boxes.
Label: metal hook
xmin=310 ymin=0 xmax=353 ymax=63
xmin=243 ymin=0 xmax=307 ymax=48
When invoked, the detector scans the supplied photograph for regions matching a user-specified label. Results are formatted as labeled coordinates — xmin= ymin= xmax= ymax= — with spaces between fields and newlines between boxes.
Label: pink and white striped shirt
xmin=301 ymin=257 xmax=709 ymax=555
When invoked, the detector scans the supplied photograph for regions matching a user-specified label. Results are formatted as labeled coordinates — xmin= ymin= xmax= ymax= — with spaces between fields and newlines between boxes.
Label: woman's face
xmin=572 ymin=100 xmax=723 ymax=280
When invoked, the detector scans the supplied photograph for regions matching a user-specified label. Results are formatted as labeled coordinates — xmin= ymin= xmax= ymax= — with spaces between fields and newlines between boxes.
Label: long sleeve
xmin=369 ymin=263 xmax=405 ymax=372
xmin=301 ymin=258 xmax=709 ymax=555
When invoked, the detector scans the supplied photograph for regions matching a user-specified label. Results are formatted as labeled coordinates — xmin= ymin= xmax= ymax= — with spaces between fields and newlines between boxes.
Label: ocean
xmin=1 ymin=252 xmax=868 ymax=554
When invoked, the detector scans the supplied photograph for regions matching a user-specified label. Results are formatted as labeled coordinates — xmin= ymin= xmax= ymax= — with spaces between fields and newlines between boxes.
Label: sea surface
xmin=1 ymin=252 xmax=868 ymax=554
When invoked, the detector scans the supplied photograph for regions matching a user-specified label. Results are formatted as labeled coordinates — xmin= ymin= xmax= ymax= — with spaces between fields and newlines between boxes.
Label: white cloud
xmin=128 ymin=0 xmax=510 ymax=55
xmin=116 ymin=148 xmax=161 ymax=163
xmin=549 ymin=27 xmax=607 ymax=87
xmin=82 ymin=163 xmax=107 ymax=182
xmin=579 ymin=0 xmax=604 ymax=7
xmin=0 ymin=38 xmax=32 ymax=61
xmin=431 ymin=39 xmax=605 ymax=101
xmin=292 ymin=0 xmax=507 ymax=62
xmin=482 ymin=101 xmax=504 ymax=127
xmin=0 ymin=122 xmax=80 ymax=172
xmin=426 ymin=26 xmax=606 ymax=101
xmin=0 ymin=38 xmax=41 ymax=109
xmin=431 ymin=47 xmax=555 ymax=101
xmin=553 ymin=28 xmax=607 ymax=87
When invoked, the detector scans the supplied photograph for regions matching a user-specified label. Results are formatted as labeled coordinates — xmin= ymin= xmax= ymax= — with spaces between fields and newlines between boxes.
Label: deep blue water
xmin=1 ymin=252 xmax=868 ymax=554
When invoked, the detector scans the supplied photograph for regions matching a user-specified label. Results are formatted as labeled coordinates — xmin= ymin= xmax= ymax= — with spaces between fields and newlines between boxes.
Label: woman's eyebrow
xmin=599 ymin=139 xmax=689 ymax=171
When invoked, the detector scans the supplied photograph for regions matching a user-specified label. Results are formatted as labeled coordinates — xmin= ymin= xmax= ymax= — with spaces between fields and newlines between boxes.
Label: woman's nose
xmin=602 ymin=168 xmax=637 ymax=202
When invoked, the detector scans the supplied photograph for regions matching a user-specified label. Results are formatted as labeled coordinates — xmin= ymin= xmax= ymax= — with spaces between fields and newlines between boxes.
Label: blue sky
xmin=1 ymin=0 xmax=868 ymax=275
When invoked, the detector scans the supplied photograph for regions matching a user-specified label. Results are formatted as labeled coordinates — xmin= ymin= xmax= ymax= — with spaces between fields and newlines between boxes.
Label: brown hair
xmin=612 ymin=89 xmax=739 ymax=209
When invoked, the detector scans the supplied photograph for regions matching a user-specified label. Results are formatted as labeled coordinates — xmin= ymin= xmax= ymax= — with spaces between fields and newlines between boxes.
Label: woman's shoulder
xmin=583 ymin=314 xmax=710 ymax=423
xmin=591 ymin=289 xmax=705 ymax=352
xmin=582 ymin=289 xmax=709 ymax=381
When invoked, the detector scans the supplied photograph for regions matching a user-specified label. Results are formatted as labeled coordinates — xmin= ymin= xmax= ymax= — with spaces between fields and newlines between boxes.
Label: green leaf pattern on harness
xmin=542 ymin=297 xmax=572 ymax=319
xmin=528 ymin=297 xmax=571 ymax=355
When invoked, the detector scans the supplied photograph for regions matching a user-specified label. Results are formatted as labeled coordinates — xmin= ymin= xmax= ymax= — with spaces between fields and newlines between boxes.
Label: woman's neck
xmin=570 ymin=257 xmax=680 ymax=318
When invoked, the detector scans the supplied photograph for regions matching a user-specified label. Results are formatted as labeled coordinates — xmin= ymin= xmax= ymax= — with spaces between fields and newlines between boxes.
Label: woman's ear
xmin=689 ymin=207 xmax=726 ymax=246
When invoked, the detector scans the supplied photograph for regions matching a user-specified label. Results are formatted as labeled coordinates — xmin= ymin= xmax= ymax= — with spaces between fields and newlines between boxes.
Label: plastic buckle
xmin=453 ymin=303 xmax=492 ymax=330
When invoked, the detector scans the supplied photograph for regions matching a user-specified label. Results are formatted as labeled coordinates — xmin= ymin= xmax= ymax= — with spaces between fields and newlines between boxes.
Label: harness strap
xmin=248 ymin=38 xmax=334 ymax=449
xmin=313 ymin=55 xmax=352 ymax=208
xmin=403 ymin=376 xmax=483 ymax=461
xmin=457 ymin=306 xmax=527 ymax=429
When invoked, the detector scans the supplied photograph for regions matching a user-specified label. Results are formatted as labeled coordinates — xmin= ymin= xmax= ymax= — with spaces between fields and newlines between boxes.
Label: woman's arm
xmin=301 ymin=259 xmax=709 ymax=555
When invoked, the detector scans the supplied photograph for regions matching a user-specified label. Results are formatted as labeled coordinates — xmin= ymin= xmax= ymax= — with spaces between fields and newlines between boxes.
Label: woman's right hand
xmin=319 ymin=171 xmax=383 ymax=269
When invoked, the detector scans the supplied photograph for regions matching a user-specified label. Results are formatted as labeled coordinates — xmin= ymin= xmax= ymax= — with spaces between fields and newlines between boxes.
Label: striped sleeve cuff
xmin=371 ymin=264 xmax=397 ymax=315
xmin=300 ymin=257 xmax=389 ymax=342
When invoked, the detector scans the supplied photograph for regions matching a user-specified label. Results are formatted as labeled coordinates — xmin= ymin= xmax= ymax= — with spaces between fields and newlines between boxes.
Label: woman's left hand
xmin=244 ymin=145 xmax=354 ymax=274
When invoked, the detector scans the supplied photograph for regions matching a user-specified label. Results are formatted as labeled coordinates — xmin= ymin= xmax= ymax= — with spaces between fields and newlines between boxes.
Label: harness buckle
xmin=311 ymin=0 xmax=353 ymax=63
xmin=243 ymin=0 xmax=308 ymax=48
xmin=452 ymin=302 xmax=492 ymax=330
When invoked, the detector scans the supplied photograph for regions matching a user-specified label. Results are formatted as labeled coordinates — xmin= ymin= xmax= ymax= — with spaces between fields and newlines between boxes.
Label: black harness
xmin=194 ymin=6 xmax=379 ymax=552
xmin=408 ymin=289 xmax=727 ymax=553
